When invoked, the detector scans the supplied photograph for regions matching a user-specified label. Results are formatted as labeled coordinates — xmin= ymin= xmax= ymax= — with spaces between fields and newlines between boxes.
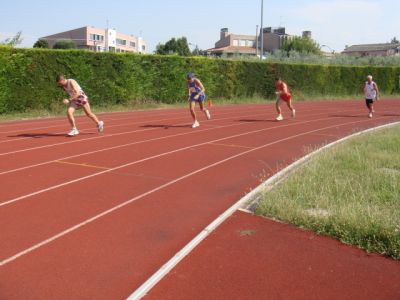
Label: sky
xmin=1 ymin=0 xmax=399 ymax=53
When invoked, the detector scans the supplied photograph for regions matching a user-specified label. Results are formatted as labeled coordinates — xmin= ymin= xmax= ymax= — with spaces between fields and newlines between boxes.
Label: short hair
xmin=275 ymin=77 xmax=281 ymax=81
xmin=367 ymin=75 xmax=373 ymax=80
xmin=187 ymin=72 xmax=194 ymax=79
xmin=56 ymin=74 xmax=65 ymax=82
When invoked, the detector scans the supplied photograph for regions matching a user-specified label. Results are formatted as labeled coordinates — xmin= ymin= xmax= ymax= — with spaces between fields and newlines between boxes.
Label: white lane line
xmin=0 ymin=109 xmax=188 ymax=134
xmin=0 ymin=110 xmax=282 ymax=175
xmin=0 ymin=106 xmax=366 ymax=175
xmin=0 ymin=116 xmax=387 ymax=268
xmin=0 ymin=107 xmax=266 ymax=154
xmin=127 ymin=119 xmax=400 ymax=300
xmin=0 ymin=105 xmax=266 ymax=136
xmin=0 ymin=115 xmax=338 ymax=208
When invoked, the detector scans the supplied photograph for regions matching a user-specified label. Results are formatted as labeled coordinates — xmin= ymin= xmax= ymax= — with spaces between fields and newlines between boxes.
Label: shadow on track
xmin=8 ymin=133 xmax=94 ymax=138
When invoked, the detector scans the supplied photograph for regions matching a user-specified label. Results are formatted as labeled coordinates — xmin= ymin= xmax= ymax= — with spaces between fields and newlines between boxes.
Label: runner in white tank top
xmin=363 ymin=75 xmax=379 ymax=118
xmin=56 ymin=75 xmax=104 ymax=136
xmin=63 ymin=79 xmax=88 ymax=106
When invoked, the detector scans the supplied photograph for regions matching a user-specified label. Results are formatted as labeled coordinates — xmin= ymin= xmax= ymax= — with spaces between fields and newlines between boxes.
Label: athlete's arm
xmin=373 ymin=82 xmax=379 ymax=100
xmin=195 ymin=79 xmax=205 ymax=94
xmin=281 ymin=82 xmax=289 ymax=94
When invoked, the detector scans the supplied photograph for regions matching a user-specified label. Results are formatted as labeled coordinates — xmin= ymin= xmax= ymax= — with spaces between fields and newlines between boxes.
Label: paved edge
xmin=127 ymin=121 xmax=400 ymax=300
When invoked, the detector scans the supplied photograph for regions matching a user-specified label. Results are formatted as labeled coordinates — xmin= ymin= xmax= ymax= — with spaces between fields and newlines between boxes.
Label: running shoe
xmin=368 ymin=112 xmax=373 ymax=118
xmin=192 ymin=121 xmax=200 ymax=128
xmin=205 ymin=110 xmax=211 ymax=120
xmin=67 ymin=128 xmax=79 ymax=136
xmin=291 ymin=109 xmax=296 ymax=118
xmin=97 ymin=121 xmax=104 ymax=133
xmin=276 ymin=114 xmax=283 ymax=121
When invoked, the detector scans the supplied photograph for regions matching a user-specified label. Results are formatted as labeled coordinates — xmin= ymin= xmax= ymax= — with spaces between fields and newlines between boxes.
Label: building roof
xmin=343 ymin=43 xmax=400 ymax=53
xmin=207 ymin=46 xmax=257 ymax=55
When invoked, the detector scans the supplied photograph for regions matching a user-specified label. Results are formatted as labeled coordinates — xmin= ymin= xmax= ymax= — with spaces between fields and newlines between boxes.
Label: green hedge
xmin=0 ymin=46 xmax=399 ymax=113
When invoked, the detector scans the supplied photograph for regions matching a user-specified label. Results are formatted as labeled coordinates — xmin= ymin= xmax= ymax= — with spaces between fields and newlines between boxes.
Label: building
xmin=207 ymin=28 xmax=257 ymax=57
xmin=261 ymin=27 xmax=291 ymax=53
xmin=40 ymin=26 xmax=147 ymax=53
xmin=342 ymin=43 xmax=400 ymax=57
xmin=207 ymin=27 xmax=304 ymax=57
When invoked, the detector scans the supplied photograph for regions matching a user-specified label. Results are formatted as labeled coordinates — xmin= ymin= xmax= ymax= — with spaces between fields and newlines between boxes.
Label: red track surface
xmin=0 ymin=100 xmax=399 ymax=299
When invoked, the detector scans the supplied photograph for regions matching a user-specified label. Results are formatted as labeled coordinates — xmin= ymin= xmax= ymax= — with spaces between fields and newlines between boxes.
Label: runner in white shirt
xmin=57 ymin=75 xmax=104 ymax=136
xmin=363 ymin=75 xmax=379 ymax=118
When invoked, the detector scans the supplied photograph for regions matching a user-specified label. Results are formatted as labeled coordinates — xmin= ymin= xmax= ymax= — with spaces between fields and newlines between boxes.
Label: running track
xmin=0 ymin=100 xmax=399 ymax=299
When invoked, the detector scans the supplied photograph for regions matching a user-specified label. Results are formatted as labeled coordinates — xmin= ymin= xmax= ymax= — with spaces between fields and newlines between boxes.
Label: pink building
xmin=41 ymin=26 xmax=147 ymax=53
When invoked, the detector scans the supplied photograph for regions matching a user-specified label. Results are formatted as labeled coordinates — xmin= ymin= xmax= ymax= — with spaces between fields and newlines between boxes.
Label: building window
xmin=116 ymin=39 xmax=127 ymax=46
xmin=89 ymin=34 xmax=104 ymax=42
xmin=142 ymin=45 xmax=146 ymax=51
xmin=130 ymin=41 xmax=136 ymax=48
xmin=247 ymin=40 xmax=255 ymax=47
xmin=233 ymin=39 xmax=239 ymax=46
xmin=239 ymin=40 xmax=246 ymax=47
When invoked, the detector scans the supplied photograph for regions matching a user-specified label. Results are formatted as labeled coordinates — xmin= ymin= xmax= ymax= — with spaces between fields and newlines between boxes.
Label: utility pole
xmin=260 ymin=0 xmax=264 ymax=60
xmin=256 ymin=25 xmax=259 ymax=57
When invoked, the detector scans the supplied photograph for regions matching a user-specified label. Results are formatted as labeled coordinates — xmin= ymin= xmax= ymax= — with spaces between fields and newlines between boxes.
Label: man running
xmin=363 ymin=75 xmax=379 ymax=118
xmin=57 ymin=75 xmax=104 ymax=136
xmin=187 ymin=72 xmax=211 ymax=128
xmin=275 ymin=77 xmax=296 ymax=121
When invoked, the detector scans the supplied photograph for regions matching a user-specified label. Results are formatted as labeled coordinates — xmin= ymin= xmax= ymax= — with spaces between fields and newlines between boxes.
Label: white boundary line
xmin=127 ymin=120 xmax=400 ymax=300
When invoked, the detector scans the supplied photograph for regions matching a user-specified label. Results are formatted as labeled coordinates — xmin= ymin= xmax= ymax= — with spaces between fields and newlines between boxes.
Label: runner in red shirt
xmin=275 ymin=77 xmax=296 ymax=121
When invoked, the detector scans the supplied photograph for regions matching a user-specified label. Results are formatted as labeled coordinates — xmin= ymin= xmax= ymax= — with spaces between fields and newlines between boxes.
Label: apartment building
xmin=207 ymin=28 xmax=257 ymax=56
xmin=342 ymin=43 xmax=400 ymax=57
xmin=261 ymin=27 xmax=291 ymax=53
xmin=40 ymin=26 xmax=147 ymax=53
xmin=207 ymin=27 xmax=294 ymax=57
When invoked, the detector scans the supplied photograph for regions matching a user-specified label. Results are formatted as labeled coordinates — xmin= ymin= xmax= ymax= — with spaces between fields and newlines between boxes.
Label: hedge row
xmin=0 ymin=47 xmax=399 ymax=113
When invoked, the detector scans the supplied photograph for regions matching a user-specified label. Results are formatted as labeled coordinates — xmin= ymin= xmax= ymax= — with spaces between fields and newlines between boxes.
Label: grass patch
xmin=255 ymin=125 xmax=400 ymax=259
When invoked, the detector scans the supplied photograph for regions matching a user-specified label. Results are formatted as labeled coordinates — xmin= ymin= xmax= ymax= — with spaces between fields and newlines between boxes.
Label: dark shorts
xmin=190 ymin=93 xmax=206 ymax=102
xmin=365 ymin=98 xmax=374 ymax=106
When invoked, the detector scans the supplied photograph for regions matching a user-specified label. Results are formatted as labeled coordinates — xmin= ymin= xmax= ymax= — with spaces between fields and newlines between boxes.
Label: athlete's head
xmin=275 ymin=77 xmax=283 ymax=86
xmin=187 ymin=72 xmax=195 ymax=82
xmin=367 ymin=75 xmax=373 ymax=83
xmin=56 ymin=75 xmax=68 ymax=87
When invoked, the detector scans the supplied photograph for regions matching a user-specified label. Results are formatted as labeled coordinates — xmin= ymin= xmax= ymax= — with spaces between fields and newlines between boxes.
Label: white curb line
xmin=127 ymin=121 xmax=400 ymax=300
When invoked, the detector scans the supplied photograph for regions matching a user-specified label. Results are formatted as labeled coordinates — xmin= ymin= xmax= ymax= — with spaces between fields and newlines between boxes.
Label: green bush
xmin=0 ymin=47 xmax=399 ymax=113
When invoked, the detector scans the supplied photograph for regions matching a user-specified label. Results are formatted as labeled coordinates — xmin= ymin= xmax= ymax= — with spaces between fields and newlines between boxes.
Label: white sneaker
xmin=97 ymin=121 xmax=104 ymax=132
xmin=368 ymin=112 xmax=373 ymax=118
xmin=291 ymin=109 xmax=296 ymax=118
xmin=205 ymin=110 xmax=211 ymax=120
xmin=192 ymin=121 xmax=200 ymax=128
xmin=67 ymin=128 xmax=79 ymax=136
xmin=276 ymin=114 xmax=283 ymax=121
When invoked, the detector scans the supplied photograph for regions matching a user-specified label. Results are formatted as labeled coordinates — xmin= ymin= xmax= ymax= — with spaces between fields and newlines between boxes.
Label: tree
xmin=1 ymin=31 xmax=23 ymax=47
xmin=191 ymin=45 xmax=202 ymax=56
xmin=156 ymin=37 xmax=191 ymax=56
xmin=281 ymin=36 xmax=321 ymax=56
xmin=391 ymin=37 xmax=399 ymax=44
xmin=53 ymin=39 xmax=76 ymax=49
xmin=33 ymin=39 xmax=50 ymax=48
